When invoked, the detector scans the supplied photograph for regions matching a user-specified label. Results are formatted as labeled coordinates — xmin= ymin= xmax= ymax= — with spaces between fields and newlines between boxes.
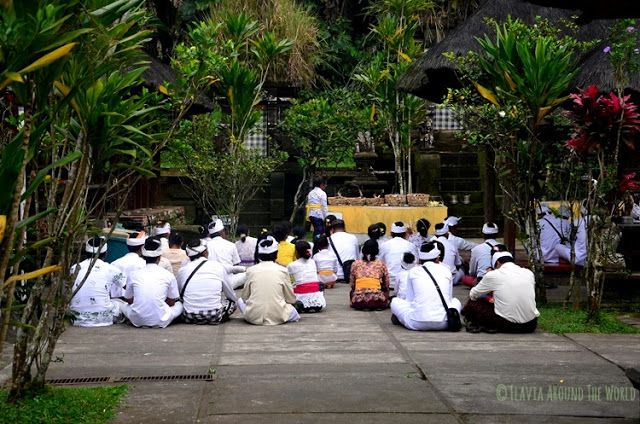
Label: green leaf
xmin=15 ymin=208 xmax=58 ymax=230
xmin=22 ymin=151 xmax=82 ymax=201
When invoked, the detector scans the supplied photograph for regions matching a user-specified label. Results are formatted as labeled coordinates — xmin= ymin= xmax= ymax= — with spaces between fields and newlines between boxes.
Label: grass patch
xmin=538 ymin=304 xmax=640 ymax=334
xmin=0 ymin=385 xmax=127 ymax=424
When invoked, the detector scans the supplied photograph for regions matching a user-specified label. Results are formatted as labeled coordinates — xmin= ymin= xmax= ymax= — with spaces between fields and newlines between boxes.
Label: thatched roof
xmin=142 ymin=55 xmax=214 ymax=112
xmin=397 ymin=0 xmax=640 ymax=102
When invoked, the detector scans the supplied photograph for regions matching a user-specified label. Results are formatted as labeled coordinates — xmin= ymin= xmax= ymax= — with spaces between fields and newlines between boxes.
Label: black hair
xmin=362 ymin=239 xmax=379 ymax=262
xmin=186 ymin=238 xmax=206 ymax=261
xmin=483 ymin=222 xmax=498 ymax=239
xmin=313 ymin=235 xmax=329 ymax=255
xmin=313 ymin=176 xmax=327 ymax=187
xmin=367 ymin=223 xmax=382 ymax=240
xmin=254 ymin=228 xmax=271 ymax=264
xmin=491 ymin=243 xmax=509 ymax=254
xmin=434 ymin=240 xmax=446 ymax=261
xmin=169 ymin=231 xmax=183 ymax=247
xmin=84 ymin=236 xmax=107 ymax=260
xmin=419 ymin=241 xmax=439 ymax=263
xmin=295 ymin=240 xmax=312 ymax=260
xmin=324 ymin=215 xmax=337 ymax=236
xmin=258 ymin=252 xmax=278 ymax=262
xmin=291 ymin=226 xmax=307 ymax=243
xmin=416 ymin=218 xmax=430 ymax=237
xmin=402 ymin=251 xmax=415 ymax=264
xmin=391 ymin=221 xmax=406 ymax=237
xmin=236 ymin=224 xmax=249 ymax=242
xmin=495 ymin=255 xmax=515 ymax=266
xmin=142 ymin=236 xmax=162 ymax=260
xmin=272 ymin=224 xmax=289 ymax=242
xmin=331 ymin=219 xmax=346 ymax=231
xmin=376 ymin=222 xmax=386 ymax=236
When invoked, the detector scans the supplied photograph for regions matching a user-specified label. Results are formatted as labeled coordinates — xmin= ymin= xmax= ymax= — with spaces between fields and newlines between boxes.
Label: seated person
xmin=274 ymin=223 xmax=296 ymax=267
xmin=206 ymin=219 xmax=247 ymax=289
xmin=110 ymin=231 xmax=146 ymax=298
xmin=537 ymin=205 xmax=562 ymax=263
xmin=313 ymin=235 xmax=339 ymax=289
xmin=395 ymin=252 xmax=416 ymax=301
xmin=409 ymin=218 xmax=433 ymax=251
xmin=287 ymin=241 xmax=326 ymax=313
xmin=237 ymin=236 xmax=300 ymax=325
xmin=461 ymin=222 xmax=499 ymax=287
xmin=162 ymin=231 xmax=189 ymax=277
xmin=391 ymin=242 xmax=461 ymax=331
xmin=462 ymin=251 xmax=539 ymax=333
xmin=69 ymin=236 xmax=126 ymax=327
xmin=378 ymin=221 xmax=419 ymax=290
xmin=290 ymin=225 xmax=313 ymax=251
xmin=235 ymin=224 xmax=258 ymax=267
xmin=178 ymin=239 xmax=237 ymax=325
xmin=121 ymin=237 xmax=183 ymax=328
xmin=349 ymin=239 xmax=391 ymax=310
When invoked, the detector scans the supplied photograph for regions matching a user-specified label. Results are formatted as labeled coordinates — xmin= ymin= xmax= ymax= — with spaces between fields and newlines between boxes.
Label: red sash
xmin=294 ymin=282 xmax=321 ymax=294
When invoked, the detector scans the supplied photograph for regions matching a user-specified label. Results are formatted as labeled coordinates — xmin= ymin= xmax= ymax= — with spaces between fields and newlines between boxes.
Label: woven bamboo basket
xmin=328 ymin=196 xmax=345 ymax=206
xmin=345 ymin=197 xmax=366 ymax=206
xmin=384 ymin=194 xmax=407 ymax=206
xmin=406 ymin=193 xmax=430 ymax=207
xmin=365 ymin=197 xmax=385 ymax=206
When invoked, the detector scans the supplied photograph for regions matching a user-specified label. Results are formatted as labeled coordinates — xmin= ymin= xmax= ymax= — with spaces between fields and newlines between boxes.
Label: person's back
xmin=435 ymin=235 xmax=459 ymax=274
xmin=178 ymin=258 xmax=231 ymax=313
xmin=242 ymin=261 xmax=297 ymax=325
xmin=329 ymin=220 xmax=359 ymax=280
xmin=70 ymin=251 xmax=125 ymax=327
xmin=378 ymin=222 xmax=418 ymax=289
xmin=407 ymin=262 xmax=453 ymax=324
xmin=538 ymin=214 xmax=562 ymax=263
xmin=126 ymin=263 xmax=180 ymax=328
xmin=235 ymin=236 xmax=258 ymax=266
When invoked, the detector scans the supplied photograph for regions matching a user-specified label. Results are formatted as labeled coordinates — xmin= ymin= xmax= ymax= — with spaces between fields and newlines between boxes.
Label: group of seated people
xmin=69 ymin=214 xmax=539 ymax=334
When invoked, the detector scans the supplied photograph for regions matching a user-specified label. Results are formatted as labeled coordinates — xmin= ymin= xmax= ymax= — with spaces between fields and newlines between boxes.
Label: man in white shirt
xmin=395 ymin=252 xmax=416 ymax=301
xmin=154 ymin=222 xmax=171 ymax=251
xmin=206 ymin=219 xmax=247 ymax=289
xmin=536 ymin=205 xmax=562 ymax=263
xmin=463 ymin=222 xmax=499 ymax=287
xmin=462 ymin=251 xmax=539 ymax=333
xmin=307 ymin=177 xmax=328 ymax=241
xmin=391 ymin=242 xmax=461 ymax=331
xmin=121 ymin=237 xmax=183 ymax=328
xmin=110 ymin=232 xmax=146 ymax=298
xmin=237 ymin=236 xmax=300 ymax=325
xmin=178 ymin=239 xmax=237 ymax=324
xmin=379 ymin=221 xmax=419 ymax=290
xmin=555 ymin=216 xmax=588 ymax=266
xmin=444 ymin=216 xmax=477 ymax=252
xmin=434 ymin=223 xmax=463 ymax=285
xmin=69 ymin=236 xmax=126 ymax=327
xmin=328 ymin=219 xmax=360 ymax=282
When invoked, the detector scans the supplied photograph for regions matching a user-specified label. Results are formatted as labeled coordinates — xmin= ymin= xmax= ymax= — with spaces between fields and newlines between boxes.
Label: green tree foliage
xmin=0 ymin=0 xmax=169 ymax=400
xmin=445 ymin=17 xmax=594 ymax=302
xmin=354 ymin=0 xmax=429 ymax=195
xmin=280 ymin=88 xmax=372 ymax=221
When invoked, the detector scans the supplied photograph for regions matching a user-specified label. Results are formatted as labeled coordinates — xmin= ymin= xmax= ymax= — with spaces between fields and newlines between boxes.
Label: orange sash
xmin=355 ymin=277 xmax=381 ymax=290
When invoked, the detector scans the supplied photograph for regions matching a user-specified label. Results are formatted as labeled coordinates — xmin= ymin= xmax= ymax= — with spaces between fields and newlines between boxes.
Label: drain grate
xmin=46 ymin=374 xmax=214 ymax=385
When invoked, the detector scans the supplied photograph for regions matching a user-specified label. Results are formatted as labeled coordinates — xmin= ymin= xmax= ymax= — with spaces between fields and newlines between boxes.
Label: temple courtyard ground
xmin=3 ymin=282 xmax=629 ymax=423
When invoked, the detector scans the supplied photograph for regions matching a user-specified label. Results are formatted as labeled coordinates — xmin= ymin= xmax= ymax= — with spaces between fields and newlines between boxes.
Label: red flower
xmin=620 ymin=172 xmax=640 ymax=193
xmin=566 ymin=131 xmax=592 ymax=153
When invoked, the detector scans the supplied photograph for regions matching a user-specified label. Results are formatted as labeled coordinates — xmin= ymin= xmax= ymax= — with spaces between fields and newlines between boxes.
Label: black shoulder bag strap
xmin=328 ymin=235 xmax=344 ymax=268
xmin=484 ymin=241 xmax=494 ymax=249
xmin=422 ymin=265 xmax=450 ymax=311
xmin=543 ymin=217 xmax=566 ymax=241
xmin=180 ymin=259 xmax=207 ymax=300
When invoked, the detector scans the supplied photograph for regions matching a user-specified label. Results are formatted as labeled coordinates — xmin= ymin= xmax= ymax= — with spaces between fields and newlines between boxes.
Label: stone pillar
xmin=414 ymin=152 xmax=441 ymax=195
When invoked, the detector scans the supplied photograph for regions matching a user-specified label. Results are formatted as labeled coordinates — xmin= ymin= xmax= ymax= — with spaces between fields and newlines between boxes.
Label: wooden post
xmin=479 ymin=145 xmax=496 ymax=222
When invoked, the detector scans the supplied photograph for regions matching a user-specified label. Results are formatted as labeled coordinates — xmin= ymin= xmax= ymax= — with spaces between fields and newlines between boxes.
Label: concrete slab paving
xmin=25 ymin=277 xmax=638 ymax=423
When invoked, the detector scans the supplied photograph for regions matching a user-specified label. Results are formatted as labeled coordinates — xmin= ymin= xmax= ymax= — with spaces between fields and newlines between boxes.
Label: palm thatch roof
xmin=397 ymin=0 xmax=640 ymax=102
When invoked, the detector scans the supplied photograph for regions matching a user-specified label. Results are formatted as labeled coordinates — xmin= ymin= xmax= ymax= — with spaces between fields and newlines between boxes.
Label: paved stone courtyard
xmin=33 ymin=284 xmax=639 ymax=423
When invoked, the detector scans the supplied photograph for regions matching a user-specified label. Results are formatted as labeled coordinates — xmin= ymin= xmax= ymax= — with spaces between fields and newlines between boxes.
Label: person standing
xmin=378 ymin=221 xmax=419 ymax=290
xmin=69 ymin=236 xmax=126 ymax=327
xmin=307 ymin=177 xmax=328 ymax=241
xmin=390 ymin=241 xmax=461 ymax=331
xmin=178 ymin=239 xmax=237 ymax=325
xmin=237 ymin=236 xmax=301 ymax=325
xmin=121 ymin=237 xmax=183 ymax=328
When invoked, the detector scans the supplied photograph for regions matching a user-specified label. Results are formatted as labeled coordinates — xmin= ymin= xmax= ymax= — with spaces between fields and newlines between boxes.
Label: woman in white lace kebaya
xmin=287 ymin=241 xmax=326 ymax=312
